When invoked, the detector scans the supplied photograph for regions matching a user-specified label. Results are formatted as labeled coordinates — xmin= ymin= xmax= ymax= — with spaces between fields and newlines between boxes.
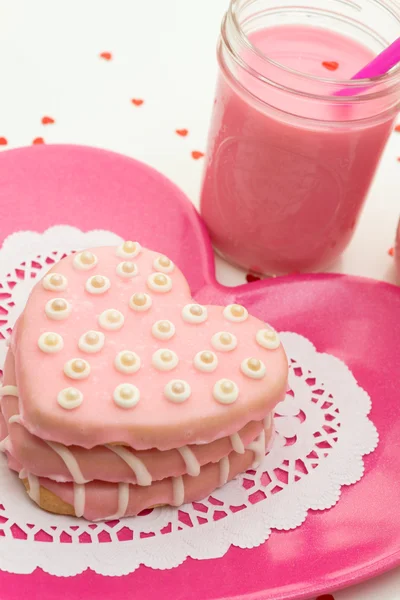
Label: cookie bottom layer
xmin=20 ymin=428 xmax=271 ymax=520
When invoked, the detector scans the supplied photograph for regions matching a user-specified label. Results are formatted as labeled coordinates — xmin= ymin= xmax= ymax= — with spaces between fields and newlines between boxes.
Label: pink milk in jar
xmin=200 ymin=0 xmax=400 ymax=275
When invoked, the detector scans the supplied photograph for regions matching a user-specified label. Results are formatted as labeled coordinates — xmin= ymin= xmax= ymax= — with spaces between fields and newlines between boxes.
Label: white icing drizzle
xmin=177 ymin=446 xmax=201 ymax=477
xmin=27 ymin=473 xmax=40 ymax=504
xmin=0 ymin=385 xmax=19 ymax=397
xmin=8 ymin=414 xmax=21 ymax=424
xmin=46 ymin=441 xmax=89 ymax=484
xmin=219 ymin=456 xmax=230 ymax=486
xmin=106 ymin=482 xmax=130 ymax=520
xmin=247 ymin=429 xmax=266 ymax=468
xmin=264 ymin=413 xmax=272 ymax=431
xmin=0 ymin=436 xmax=9 ymax=453
xmin=105 ymin=444 xmax=152 ymax=486
xmin=74 ymin=483 xmax=86 ymax=517
xmin=172 ymin=475 xmax=185 ymax=506
xmin=19 ymin=468 xmax=27 ymax=480
xmin=230 ymin=433 xmax=245 ymax=454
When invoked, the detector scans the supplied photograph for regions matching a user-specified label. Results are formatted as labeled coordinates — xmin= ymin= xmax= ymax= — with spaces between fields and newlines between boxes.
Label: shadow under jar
xmin=200 ymin=0 xmax=400 ymax=275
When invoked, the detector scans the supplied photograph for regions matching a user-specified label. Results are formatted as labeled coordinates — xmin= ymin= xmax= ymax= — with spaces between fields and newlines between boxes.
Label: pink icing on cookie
xmin=11 ymin=245 xmax=288 ymax=450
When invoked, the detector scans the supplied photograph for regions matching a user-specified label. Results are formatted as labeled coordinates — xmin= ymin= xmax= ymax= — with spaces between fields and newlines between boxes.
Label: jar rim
xmin=226 ymin=0 xmax=400 ymax=101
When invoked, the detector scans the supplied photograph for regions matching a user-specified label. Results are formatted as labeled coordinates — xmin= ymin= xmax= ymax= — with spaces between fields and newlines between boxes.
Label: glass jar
xmin=200 ymin=0 xmax=400 ymax=275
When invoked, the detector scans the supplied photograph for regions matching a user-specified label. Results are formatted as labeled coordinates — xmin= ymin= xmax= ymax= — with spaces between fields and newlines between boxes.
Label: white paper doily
xmin=0 ymin=227 xmax=378 ymax=576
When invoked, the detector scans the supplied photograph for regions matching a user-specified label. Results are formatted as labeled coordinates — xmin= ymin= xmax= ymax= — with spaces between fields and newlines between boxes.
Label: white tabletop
xmin=0 ymin=1 xmax=399 ymax=598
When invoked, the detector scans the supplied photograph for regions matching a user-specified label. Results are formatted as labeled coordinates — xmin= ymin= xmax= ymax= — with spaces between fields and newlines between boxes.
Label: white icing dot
xmin=85 ymin=275 xmax=111 ymax=295
xmin=38 ymin=332 xmax=64 ymax=353
xmin=98 ymin=309 xmax=125 ymax=330
xmin=256 ymin=328 xmax=281 ymax=350
xmin=153 ymin=255 xmax=175 ymax=274
xmin=42 ymin=273 xmax=68 ymax=292
xmin=116 ymin=261 xmax=139 ymax=278
xmin=164 ymin=380 xmax=191 ymax=403
xmin=73 ymin=251 xmax=98 ymax=271
xmin=64 ymin=358 xmax=91 ymax=380
xmin=213 ymin=379 xmax=239 ymax=404
xmin=193 ymin=351 xmax=218 ymax=373
xmin=152 ymin=349 xmax=179 ymax=372
xmin=182 ymin=304 xmax=208 ymax=324
xmin=241 ymin=358 xmax=266 ymax=379
xmin=45 ymin=298 xmax=72 ymax=320
xmin=57 ymin=387 xmax=83 ymax=410
xmin=113 ymin=384 xmax=140 ymax=408
xmin=114 ymin=351 xmax=141 ymax=374
xmin=151 ymin=320 xmax=176 ymax=340
xmin=223 ymin=304 xmax=248 ymax=323
xmin=147 ymin=272 xmax=172 ymax=293
xmin=211 ymin=331 xmax=237 ymax=352
xmin=116 ymin=241 xmax=142 ymax=259
xmin=78 ymin=330 xmax=105 ymax=353
xmin=129 ymin=292 xmax=152 ymax=312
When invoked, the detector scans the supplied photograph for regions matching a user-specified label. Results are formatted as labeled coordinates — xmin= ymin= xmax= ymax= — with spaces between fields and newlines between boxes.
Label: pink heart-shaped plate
xmin=0 ymin=145 xmax=399 ymax=600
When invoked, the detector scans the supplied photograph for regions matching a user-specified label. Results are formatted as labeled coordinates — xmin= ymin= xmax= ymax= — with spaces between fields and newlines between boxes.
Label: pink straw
xmin=337 ymin=37 xmax=400 ymax=97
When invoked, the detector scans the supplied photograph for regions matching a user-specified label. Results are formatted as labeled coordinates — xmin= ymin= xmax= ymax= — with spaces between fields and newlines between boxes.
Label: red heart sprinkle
xmin=246 ymin=274 xmax=260 ymax=283
xmin=395 ymin=125 xmax=400 ymax=132
xmin=100 ymin=52 xmax=112 ymax=61
xmin=32 ymin=137 xmax=45 ymax=145
xmin=41 ymin=116 xmax=55 ymax=125
xmin=0 ymin=137 xmax=7 ymax=146
xmin=388 ymin=247 xmax=395 ymax=257
xmin=191 ymin=151 xmax=204 ymax=160
xmin=176 ymin=129 xmax=188 ymax=137
xmin=322 ymin=61 xmax=339 ymax=71
xmin=131 ymin=98 xmax=144 ymax=106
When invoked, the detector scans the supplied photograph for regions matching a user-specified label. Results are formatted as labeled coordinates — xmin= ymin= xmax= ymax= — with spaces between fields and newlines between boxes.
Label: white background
xmin=0 ymin=1 xmax=399 ymax=598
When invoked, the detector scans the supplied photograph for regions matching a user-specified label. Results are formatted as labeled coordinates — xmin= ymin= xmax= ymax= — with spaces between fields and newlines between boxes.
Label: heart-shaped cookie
xmin=1 ymin=242 xmax=287 ymax=519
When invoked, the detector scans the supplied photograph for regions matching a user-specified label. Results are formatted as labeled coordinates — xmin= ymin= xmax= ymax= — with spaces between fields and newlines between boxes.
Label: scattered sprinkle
xmin=395 ymin=125 xmax=400 ymax=132
xmin=246 ymin=274 xmax=260 ymax=283
xmin=99 ymin=52 xmax=112 ymax=61
xmin=176 ymin=129 xmax=188 ymax=137
xmin=32 ymin=137 xmax=45 ymax=145
xmin=322 ymin=61 xmax=339 ymax=71
xmin=41 ymin=116 xmax=55 ymax=125
xmin=131 ymin=98 xmax=144 ymax=106
xmin=388 ymin=247 xmax=395 ymax=257
xmin=191 ymin=151 xmax=204 ymax=160
xmin=0 ymin=137 xmax=7 ymax=146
